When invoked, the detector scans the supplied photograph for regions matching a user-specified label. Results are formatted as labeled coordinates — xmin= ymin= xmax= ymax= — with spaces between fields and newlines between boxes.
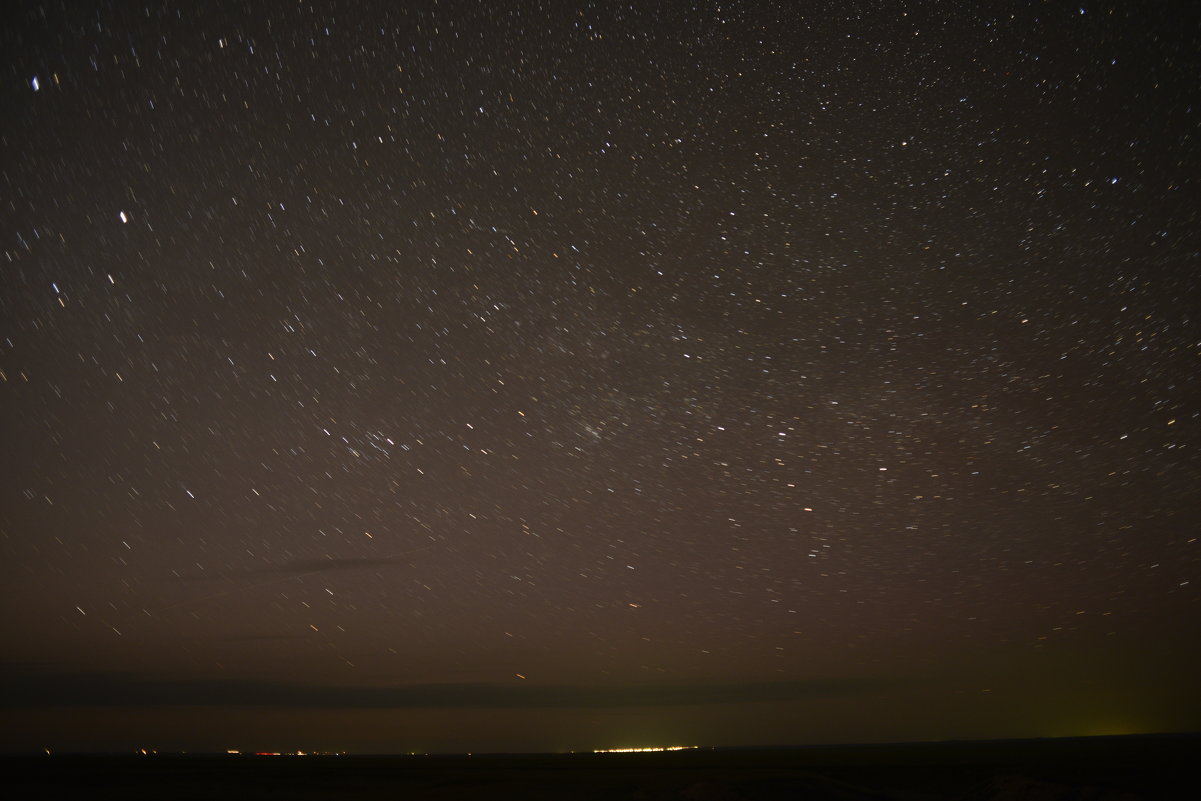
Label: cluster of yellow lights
xmin=224 ymin=750 xmax=344 ymax=756
xmin=592 ymin=746 xmax=696 ymax=753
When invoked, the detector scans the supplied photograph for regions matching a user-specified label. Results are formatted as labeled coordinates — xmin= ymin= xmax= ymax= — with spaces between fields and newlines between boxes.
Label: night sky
xmin=3 ymin=1 xmax=1199 ymax=754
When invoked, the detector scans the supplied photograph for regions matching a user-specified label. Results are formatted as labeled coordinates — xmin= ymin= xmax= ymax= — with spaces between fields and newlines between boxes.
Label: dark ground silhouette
xmin=5 ymin=734 xmax=1195 ymax=800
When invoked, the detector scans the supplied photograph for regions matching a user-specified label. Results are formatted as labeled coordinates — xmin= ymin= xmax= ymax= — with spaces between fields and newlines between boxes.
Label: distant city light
xmin=592 ymin=746 xmax=697 ymax=753
xmin=225 ymin=750 xmax=344 ymax=756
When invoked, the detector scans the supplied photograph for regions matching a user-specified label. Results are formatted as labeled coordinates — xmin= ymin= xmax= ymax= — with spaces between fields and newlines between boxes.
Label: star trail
xmin=2 ymin=1 xmax=1198 ymax=754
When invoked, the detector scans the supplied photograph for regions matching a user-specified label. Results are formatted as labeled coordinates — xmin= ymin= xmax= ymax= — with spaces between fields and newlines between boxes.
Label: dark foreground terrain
xmin=4 ymin=734 xmax=1196 ymax=800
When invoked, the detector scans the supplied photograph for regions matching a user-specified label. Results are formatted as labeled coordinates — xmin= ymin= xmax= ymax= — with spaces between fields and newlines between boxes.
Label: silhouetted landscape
xmin=6 ymin=734 xmax=1195 ymax=800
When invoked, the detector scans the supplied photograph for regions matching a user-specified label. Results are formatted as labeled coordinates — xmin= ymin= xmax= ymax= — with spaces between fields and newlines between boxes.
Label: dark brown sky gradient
xmin=2 ymin=0 xmax=1199 ymax=753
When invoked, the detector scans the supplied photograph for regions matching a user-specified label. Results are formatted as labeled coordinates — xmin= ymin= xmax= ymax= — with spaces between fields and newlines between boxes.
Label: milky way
xmin=2 ymin=1 xmax=1198 ymax=753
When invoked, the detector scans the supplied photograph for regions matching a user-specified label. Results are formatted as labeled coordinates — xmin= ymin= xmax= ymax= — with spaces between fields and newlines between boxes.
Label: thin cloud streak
xmin=2 ymin=671 xmax=906 ymax=710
